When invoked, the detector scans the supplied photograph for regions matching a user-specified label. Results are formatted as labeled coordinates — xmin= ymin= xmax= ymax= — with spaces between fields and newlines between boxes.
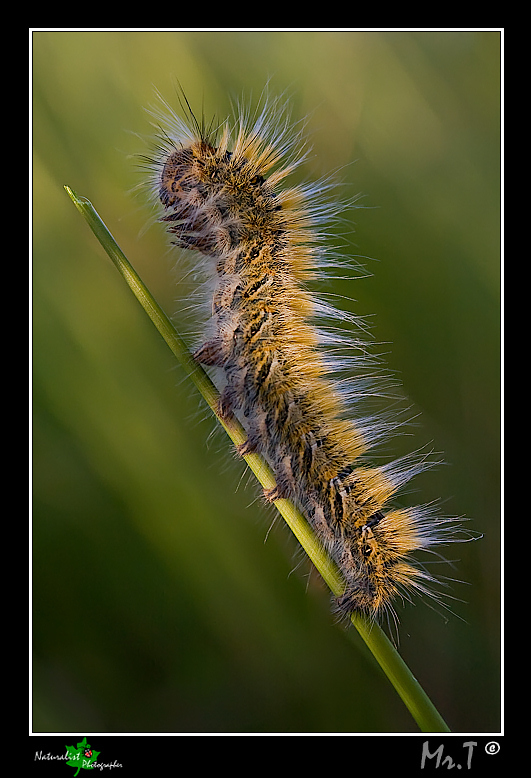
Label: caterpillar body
xmin=144 ymin=91 xmax=461 ymax=622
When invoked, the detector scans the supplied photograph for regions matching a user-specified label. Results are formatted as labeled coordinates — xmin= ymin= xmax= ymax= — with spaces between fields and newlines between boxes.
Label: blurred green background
xmin=33 ymin=30 xmax=500 ymax=733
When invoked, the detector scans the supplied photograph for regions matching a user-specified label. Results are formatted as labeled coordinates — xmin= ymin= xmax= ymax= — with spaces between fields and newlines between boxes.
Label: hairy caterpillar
xmin=142 ymin=89 xmax=463 ymax=623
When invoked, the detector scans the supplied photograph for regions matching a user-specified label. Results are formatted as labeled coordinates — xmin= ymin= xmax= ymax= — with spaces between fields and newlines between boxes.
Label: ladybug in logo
xmin=84 ymin=748 xmax=93 ymax=758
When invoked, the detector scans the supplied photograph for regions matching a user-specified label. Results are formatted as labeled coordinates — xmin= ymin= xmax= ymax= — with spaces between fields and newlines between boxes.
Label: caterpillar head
xmin=334 ymin=507 xmax=437 ymax=618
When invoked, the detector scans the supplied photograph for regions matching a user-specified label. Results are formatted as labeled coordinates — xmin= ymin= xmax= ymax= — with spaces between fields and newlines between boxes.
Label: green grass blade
xmin=65 ymin=185 xmax=451 ymax=733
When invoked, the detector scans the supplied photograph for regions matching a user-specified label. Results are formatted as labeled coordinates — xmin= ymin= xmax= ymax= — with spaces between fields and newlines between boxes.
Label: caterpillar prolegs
xmin=144 ymin=91 xmax=463 ymax=621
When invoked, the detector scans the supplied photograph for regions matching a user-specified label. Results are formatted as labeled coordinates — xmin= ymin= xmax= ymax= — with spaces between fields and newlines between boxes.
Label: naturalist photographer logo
xmin=34 ymin=737 xmax=122 ymax=774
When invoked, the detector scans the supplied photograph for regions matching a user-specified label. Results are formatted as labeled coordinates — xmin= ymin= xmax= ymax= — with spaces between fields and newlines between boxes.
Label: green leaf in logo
xmin=65 ymin=737 xmax=100 ymax=776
